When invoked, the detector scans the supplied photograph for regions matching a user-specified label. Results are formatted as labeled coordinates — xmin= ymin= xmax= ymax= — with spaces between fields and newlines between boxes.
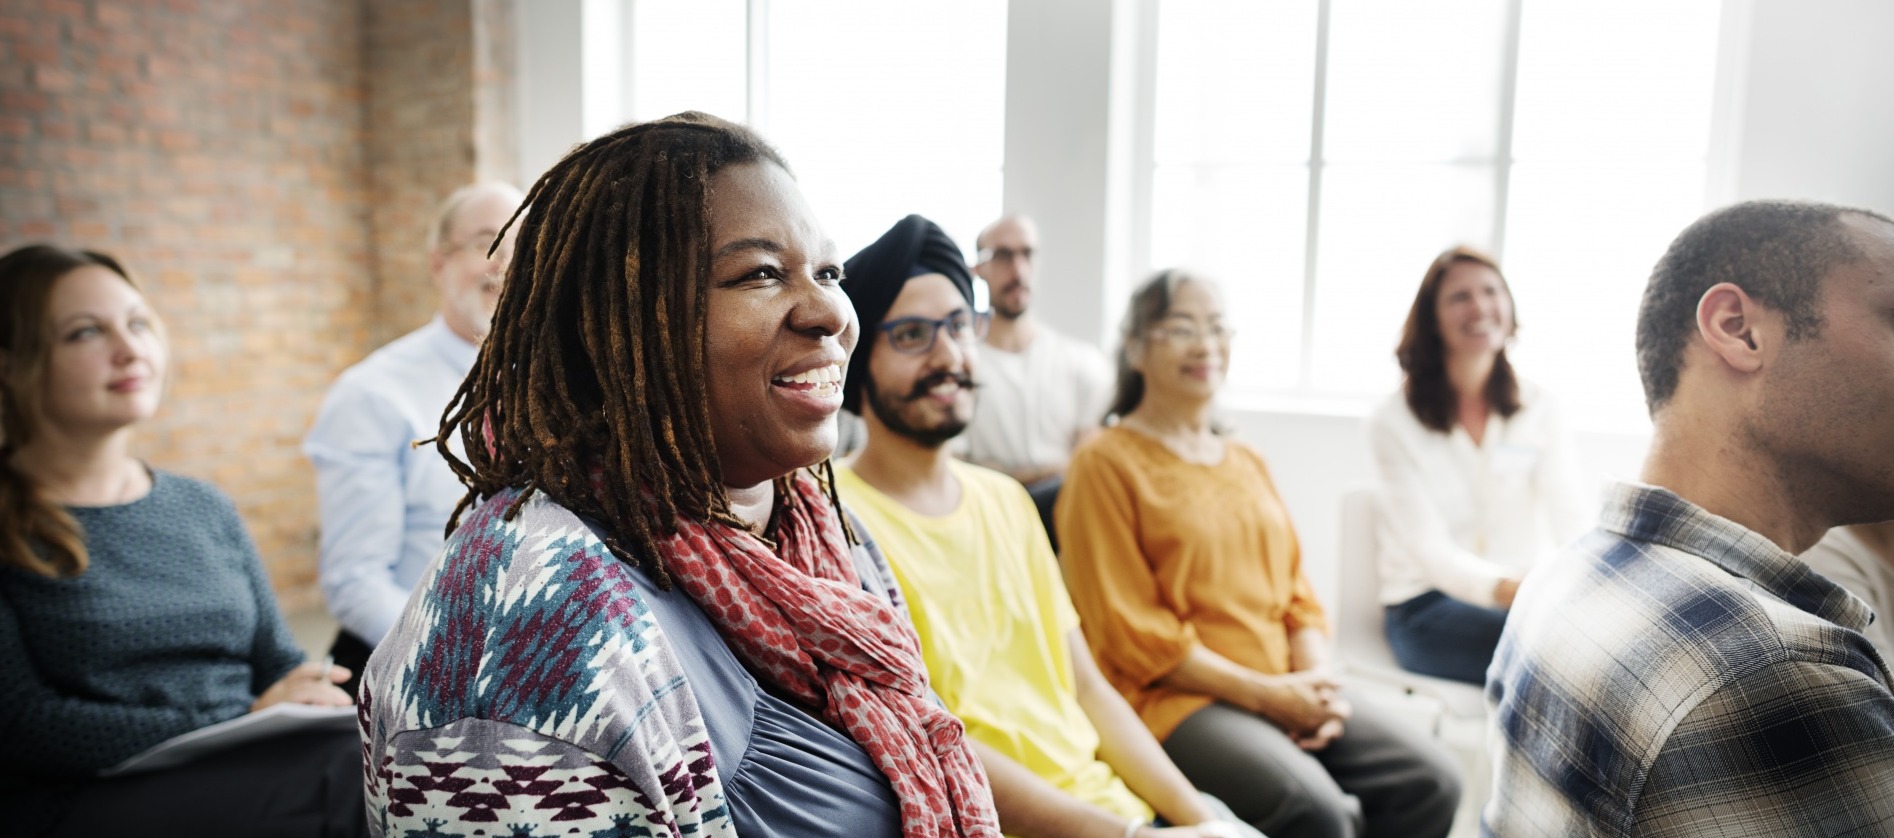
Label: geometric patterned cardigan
xmin=360 ymin=486 xmax=899 ymax=837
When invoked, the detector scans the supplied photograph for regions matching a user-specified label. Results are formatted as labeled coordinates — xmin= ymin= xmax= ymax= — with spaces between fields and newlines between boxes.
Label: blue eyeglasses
xmin=877 ymin=309 xmax=992 ymax=355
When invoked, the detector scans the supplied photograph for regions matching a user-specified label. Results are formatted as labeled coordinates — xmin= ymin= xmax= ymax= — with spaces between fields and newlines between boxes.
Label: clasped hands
xmin=1248 ymin=668 xmax=1350 ymax=752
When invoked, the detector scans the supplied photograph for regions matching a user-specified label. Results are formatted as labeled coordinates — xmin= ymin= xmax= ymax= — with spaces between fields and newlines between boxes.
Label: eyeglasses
xmin=441 ymin=233 xmax=513 ymax=266
xmin=977 ymin=246 xmax=1034 ymax=265
xmin=878 ymin=310 xmax=991 ymax=355
xmin=1147 ymin=323 xmax=1234 ymax=345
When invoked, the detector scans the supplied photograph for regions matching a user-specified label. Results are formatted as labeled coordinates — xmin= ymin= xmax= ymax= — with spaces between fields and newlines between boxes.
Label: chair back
xmin=1336 ymin=486 xmax=1490 ymax=719
xmin=1336 ymin=487 xmax=1400 ymax=670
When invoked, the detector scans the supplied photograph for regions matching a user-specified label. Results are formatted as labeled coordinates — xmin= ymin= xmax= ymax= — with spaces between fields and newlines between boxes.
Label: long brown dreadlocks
xmin=434 ymin=111 xmax=853 ymax=589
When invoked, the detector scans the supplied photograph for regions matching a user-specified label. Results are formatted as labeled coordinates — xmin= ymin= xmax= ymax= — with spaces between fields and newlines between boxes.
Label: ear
xmin=1695 ymin=282 xmax=1766 ymax=375
xmin=428 ymin=247 xmax=448 ymax=289
xmin=1124 ymin=337 xmax=1149 ymax=373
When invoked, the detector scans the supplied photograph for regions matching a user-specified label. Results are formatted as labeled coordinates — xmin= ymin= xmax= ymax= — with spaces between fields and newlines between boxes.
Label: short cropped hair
xmin=425 ymin=181 xmax=523 ymax=254
xmin=1636 ymin=200 xmax=1894 ymax=412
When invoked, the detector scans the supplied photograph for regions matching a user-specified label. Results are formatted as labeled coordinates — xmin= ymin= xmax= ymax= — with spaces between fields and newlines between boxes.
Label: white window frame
xmin=1122 ymin=0 xmax=1749 ymax=424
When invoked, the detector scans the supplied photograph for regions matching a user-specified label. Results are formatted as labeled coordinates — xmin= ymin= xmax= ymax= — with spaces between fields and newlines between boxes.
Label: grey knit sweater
xmin=0 ymin=470 xmax=304 ymax=780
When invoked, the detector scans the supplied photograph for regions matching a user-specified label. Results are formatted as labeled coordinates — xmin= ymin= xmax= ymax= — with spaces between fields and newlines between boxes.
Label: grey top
xmin=605 ymin=517 xmax=905 ymax=837
xmin=0 ymin=470 xmax=304 ymax=780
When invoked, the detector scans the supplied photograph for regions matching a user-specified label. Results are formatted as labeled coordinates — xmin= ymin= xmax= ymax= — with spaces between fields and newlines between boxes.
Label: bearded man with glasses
xmin=302 ymin=181 xmax=524 ymax=695
xmin=835 ymin=215 xmax=1262 ymax=838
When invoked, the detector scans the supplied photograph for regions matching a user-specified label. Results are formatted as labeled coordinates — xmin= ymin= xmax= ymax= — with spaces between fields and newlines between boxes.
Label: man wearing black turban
xmin=840 ymin=214 xmax=981 ymax=420
xmin=834 ymin=215 xmax=1259 ymax=838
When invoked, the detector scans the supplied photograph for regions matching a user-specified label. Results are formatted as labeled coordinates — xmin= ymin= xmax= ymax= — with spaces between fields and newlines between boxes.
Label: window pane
xmin=766 ymin=1 xmax=1008 ymax=256
xmin=1324 ymin=0 xmax=1509 ymax=163
xmin=1503 ymin=161 xmax=1706 ymax=432
xmin=1310 ymin=163 xmax=1496 ymax=393
xmin=1153 ymin=0 xmax=1319 ymax=167
xmin=630 ymin=0 xmax=748 ymax=124
xmin=1512 ymin=0 xmax=1721 ymax=162
xmin=1149 ymin=164 xmax=1309 ymax=389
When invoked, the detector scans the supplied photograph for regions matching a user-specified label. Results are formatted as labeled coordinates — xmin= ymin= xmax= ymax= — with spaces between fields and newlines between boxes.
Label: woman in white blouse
xmin=1368 ymin=247 xmax=1592 ymax=685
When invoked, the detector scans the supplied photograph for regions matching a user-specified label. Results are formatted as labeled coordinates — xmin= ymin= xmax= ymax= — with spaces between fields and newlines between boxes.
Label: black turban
xmin=841 ymin=214 xmax=976 ymax=415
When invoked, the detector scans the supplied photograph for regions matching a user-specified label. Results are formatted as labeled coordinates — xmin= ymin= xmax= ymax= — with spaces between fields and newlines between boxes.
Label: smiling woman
xmin=1368 ymin=247 xmax=1592 ymax=687
xmin=0 ymin=245 xmax=363 ymax=837
xmin=358 ymin=112 xmax=999 ymax=838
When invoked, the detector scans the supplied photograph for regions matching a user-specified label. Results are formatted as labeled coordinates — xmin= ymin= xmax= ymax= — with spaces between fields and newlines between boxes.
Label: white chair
xmin=1335 ymin=488 xmax=1490 ymax=837
xmin=1333 ymin=487 xmax=1487 ymax=722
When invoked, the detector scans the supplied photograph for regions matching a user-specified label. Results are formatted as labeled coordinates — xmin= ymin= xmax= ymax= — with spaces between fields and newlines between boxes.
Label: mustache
xmin=903 ymin=370 xmax=980 ymax=400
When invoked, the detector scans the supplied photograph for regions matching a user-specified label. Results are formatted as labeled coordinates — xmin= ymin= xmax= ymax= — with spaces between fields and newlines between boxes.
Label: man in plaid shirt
xmin=1485 ymin=200 xmax=1894 ymax=836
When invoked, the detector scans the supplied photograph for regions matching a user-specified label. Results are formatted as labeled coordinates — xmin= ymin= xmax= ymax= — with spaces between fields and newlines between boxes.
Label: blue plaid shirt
xmin=1485 ymin=482 xmax=1894 ymax=836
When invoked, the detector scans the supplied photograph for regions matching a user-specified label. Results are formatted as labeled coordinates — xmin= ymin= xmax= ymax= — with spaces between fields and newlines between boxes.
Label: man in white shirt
xmin=964 ymin=216 xmax=1114 ymax=493
xmin=304 ymin=181 xmax=523 ymax=693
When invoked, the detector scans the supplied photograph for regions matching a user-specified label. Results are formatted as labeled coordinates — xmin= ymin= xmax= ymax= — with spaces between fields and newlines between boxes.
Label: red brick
xmin=93 ymin=53 xmax=136 ymax=76
xmin=11 ymin=40 xmax=58 ymax=64
xmin=155 ymin=129 xmax=193 ymax=152
xmin=38 ymin=0 xmax=86 ymax=20
xmin=85 ymin=120 xmax=126 ymax=143
xmin=2 ymin=90 xmax=48 ymax=113
xmin=31 ymin=66 xmax=76 ymax=92
xmin=93 ymin=4 xmax=133 ymax=28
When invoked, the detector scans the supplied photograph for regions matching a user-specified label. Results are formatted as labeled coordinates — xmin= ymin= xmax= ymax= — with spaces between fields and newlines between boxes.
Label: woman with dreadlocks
xmin=358 ymin=112 xmax=999 ymax=838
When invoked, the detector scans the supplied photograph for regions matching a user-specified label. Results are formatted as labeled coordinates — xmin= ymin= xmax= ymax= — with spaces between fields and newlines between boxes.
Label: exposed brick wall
xmin=0 ymin=0 xmax=372 ymax=610
xmin=0 ymin=0 xmax=516 ymax=610
xmin=365 ymin=0 xmax=477 ymax=344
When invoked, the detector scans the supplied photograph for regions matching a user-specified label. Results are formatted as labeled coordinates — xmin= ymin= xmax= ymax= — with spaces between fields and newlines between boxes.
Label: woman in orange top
xmin=1056 ymin=271 xmax=1460 ymax=838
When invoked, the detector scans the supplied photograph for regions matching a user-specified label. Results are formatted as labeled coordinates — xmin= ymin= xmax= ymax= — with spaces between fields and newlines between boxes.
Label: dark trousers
xmin=1384 ymin=590 xmax=1508 ymax=686
xmin=1163 ymin=698 xmax=1461 ymax=838
xmin=15 ymin=728 xmax=367 ymax=838
xmin=328 ymin=629 xmax=374 ymax=698
xmin=1025 ymin=475 xmax=1063 ymax=554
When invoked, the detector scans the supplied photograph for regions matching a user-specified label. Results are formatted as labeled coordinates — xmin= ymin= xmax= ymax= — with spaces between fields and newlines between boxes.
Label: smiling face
xmin=702 ymin=161 xmax=858 ymax=488
xmin=1129 ymin=279 xmax=1230 ymax=405
xmin=1433 ymin=260 xmax=1515 ymax=363
xmin=863 ymin=273 xmax=980 ymax=449
xmin=31 ymin=265 xmax=167 ymax=436
xmin=430 ymin=186 xmax=524 ymax=344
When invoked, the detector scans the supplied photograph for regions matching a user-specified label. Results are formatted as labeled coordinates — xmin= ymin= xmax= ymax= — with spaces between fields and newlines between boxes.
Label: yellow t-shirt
xmin=837 ymin=460 xmax=1152 ymax=824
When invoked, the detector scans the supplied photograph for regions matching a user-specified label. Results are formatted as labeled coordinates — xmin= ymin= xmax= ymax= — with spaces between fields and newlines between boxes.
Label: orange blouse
xmin=1055 ymin=427 xmax=1328 ymax=740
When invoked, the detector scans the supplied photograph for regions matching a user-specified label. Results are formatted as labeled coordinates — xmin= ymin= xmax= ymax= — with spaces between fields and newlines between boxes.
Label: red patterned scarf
xmin=662 ymin=468 xmax=999 ymax=837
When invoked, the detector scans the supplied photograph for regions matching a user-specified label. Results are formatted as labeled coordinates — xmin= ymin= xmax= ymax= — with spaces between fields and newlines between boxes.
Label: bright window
xmin=1146 ymin=0 xmax=1723 ymax=430
xmin=610 ymin=0 xmax=1007 ymax=260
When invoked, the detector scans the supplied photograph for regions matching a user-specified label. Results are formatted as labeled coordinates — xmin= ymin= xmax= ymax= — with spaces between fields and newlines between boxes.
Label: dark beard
xmin=866 ymin=370 xmax=976 ymax=449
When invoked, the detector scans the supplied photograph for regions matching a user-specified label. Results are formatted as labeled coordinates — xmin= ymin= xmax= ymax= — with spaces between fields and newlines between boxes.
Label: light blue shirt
xmin=304 ymin=317 xmax=476 ymax=644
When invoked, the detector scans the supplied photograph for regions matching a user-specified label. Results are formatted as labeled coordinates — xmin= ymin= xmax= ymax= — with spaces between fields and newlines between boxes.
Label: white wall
xmin=999 ymin=0 xmax=1126 ymax=346
xmin=1733 ymin=0 xmax=1894 ymax=211
xmin=515 ymin=0 xmax=585 ymax=185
